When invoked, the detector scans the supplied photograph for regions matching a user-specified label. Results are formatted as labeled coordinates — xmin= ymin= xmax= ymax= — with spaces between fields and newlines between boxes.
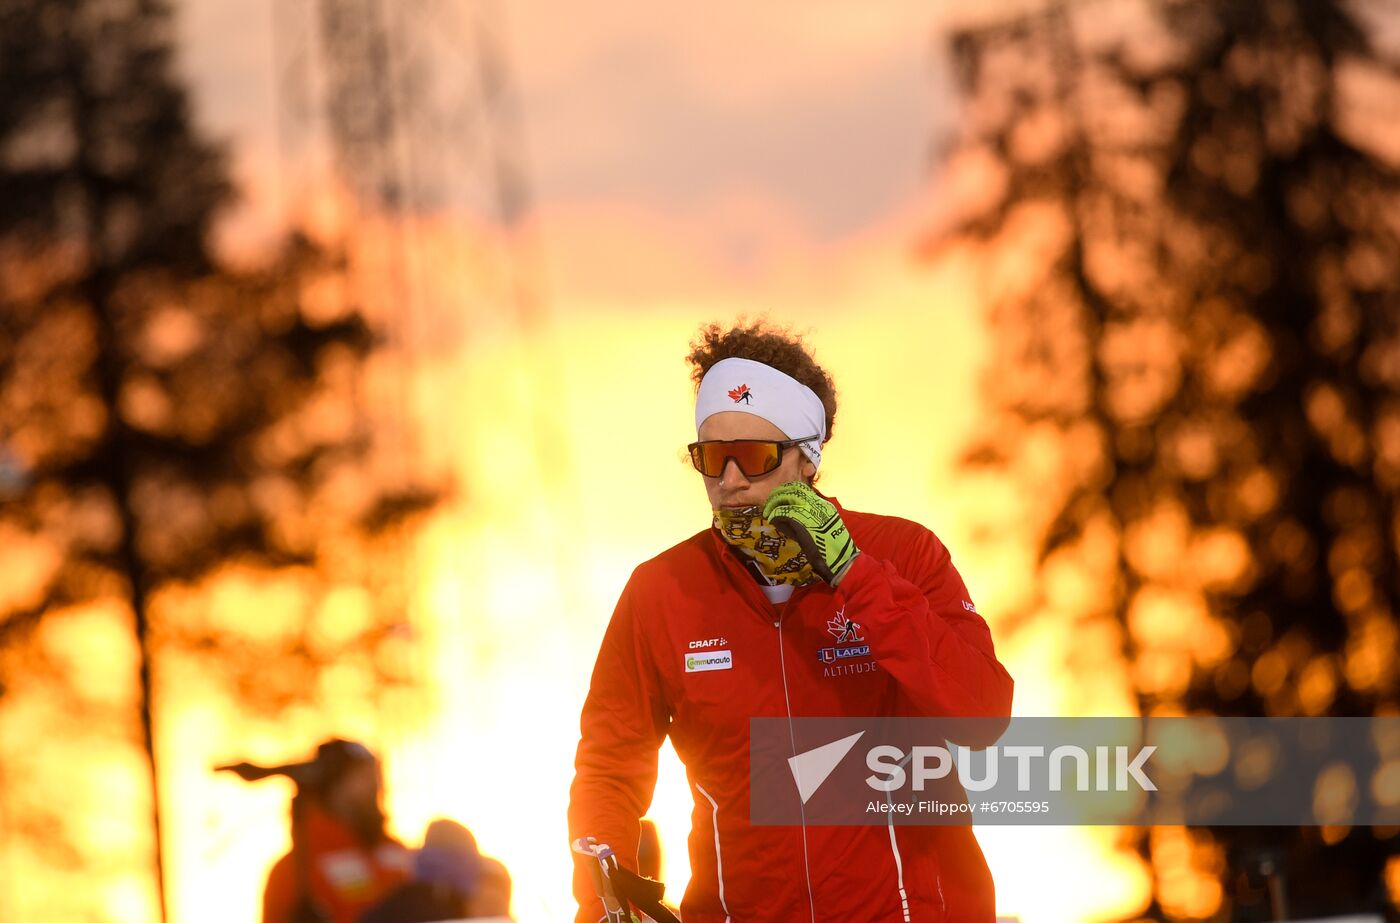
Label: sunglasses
xmin=686 ymin=435 xmax=819 ymax=479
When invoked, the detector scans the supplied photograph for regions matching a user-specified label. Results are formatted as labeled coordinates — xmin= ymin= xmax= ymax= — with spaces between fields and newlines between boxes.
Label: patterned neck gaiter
xmin=712 ymin=505 xmax=818 ymax=586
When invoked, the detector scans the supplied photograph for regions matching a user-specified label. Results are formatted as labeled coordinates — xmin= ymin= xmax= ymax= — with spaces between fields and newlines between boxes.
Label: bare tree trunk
xmin=63 ymin=0 xmax=169 ymax=912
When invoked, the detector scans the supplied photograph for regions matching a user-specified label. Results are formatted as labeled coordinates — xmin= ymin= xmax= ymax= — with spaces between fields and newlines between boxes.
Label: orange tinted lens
xmin=692 ymin=441 xmax=780 ymax=477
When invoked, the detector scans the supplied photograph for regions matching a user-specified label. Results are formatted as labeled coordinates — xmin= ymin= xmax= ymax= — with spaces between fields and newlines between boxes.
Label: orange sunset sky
xmin=19 ymin=2 xmax=1178 ymax=921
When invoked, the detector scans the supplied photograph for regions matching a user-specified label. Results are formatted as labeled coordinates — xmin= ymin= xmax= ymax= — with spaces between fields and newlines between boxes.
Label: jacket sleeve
xmin=838 ymin=526 xmax=1013 ymax=744
xmin=567 ymin=569 xmax=671 ymax=923
xmin=261 ymin=853 xmax=295 ymax=923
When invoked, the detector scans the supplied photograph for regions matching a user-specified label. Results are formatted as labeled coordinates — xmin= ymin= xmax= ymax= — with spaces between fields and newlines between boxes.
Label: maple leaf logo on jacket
xmin=728 ymin=383 xmax=752 ymax=404
xmin=827 ymin=607 xmax=863 ymax=643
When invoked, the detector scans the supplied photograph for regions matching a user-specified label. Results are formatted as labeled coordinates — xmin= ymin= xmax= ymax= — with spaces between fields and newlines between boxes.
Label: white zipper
xmin=694 ymin=782 xmax=732 ymax=923
xmin=776 ymin=614 xmax=818 ymax=923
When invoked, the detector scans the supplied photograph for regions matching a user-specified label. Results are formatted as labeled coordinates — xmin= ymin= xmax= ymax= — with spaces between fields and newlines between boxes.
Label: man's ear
xmin=802 ymin=459 xmax=817 ymax=481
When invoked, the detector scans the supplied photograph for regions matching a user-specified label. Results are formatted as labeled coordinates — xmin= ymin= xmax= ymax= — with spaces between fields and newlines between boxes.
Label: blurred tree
xmin=936 ymin=0 xmax=1400 ymax=917
xmin=0 ymin=0 xmax=435 ymax=920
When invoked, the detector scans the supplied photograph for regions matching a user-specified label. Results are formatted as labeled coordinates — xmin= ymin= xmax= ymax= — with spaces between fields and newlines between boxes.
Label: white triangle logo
xmin=788 ymin=731 xmax=865 ymax=804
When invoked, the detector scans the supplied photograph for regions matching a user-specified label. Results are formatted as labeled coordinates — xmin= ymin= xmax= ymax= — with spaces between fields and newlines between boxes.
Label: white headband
xmin=694 ymin=357 xmax=826 ymax=469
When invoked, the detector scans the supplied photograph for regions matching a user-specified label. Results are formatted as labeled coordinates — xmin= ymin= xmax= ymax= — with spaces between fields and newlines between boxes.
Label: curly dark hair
xmin=685 ymin=318 xmax=838 ymax=477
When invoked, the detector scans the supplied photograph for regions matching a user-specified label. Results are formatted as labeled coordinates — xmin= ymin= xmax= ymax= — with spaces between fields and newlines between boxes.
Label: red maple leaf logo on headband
xmin=728 ymin=383 xmax=752 ymax=403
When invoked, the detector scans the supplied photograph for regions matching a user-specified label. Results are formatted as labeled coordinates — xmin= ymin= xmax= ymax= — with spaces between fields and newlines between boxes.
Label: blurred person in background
xmin=359 ymin=818 xmax=513 ymax=922
xmin=568 ymin=319 xmax=1014 ymax=922
xmin=636 ymin=820 xmax=661 ymax=882
xmin=635 ymin=820 xmax=680 ymax=922
xmin=259 ymin=739 xmax=413 ymax=923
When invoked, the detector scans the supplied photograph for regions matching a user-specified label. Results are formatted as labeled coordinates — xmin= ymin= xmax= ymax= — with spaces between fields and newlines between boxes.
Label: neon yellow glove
xmin=762 ymin=481 xmax=860 ymax=586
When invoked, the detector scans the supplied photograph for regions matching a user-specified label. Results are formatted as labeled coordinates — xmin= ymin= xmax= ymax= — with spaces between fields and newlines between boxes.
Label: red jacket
xmin=568 ymin=494 xmax=1014 ymax=922
xmin=262 ymin=802 xmax=412 ymax=923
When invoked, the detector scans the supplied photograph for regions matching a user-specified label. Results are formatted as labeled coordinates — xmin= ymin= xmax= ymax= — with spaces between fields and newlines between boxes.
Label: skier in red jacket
xmin=568 ymin=321 xmax=1014 ymax=922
